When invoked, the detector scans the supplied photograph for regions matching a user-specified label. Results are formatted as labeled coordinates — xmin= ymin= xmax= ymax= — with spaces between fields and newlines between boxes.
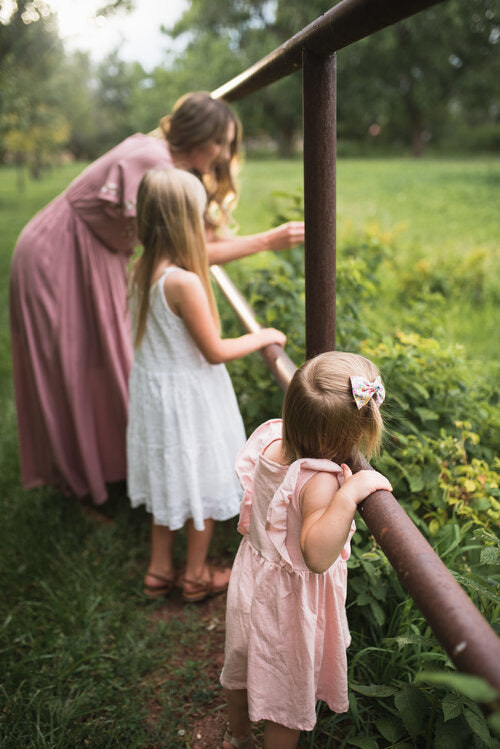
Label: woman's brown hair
xmin=160 ymin=91 xmax=242 ymax=228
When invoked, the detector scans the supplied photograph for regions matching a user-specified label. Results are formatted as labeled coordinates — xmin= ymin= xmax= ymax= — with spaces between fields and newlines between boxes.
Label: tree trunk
xmin=277 ymin=128 xmax=296 ymax=157
xmin=411 ymin=126 xmax=425 ymax=157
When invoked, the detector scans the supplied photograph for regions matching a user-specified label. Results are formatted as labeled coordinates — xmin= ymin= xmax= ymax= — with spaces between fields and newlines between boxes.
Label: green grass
xmin=234 ymin=157 xmax=500 ymax=365
xmin=235 ymin=157 xmax=499 ymax=257
xmin=0 ymin=157 xmax=499 ymax=746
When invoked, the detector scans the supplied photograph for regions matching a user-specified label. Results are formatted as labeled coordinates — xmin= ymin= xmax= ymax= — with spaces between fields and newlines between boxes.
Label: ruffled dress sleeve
xmin=235 ymin=419 xmax=283 ymax=537
xmin=266 ymin=457 xmax=356 ymax=572
xmin=97 ymin=134 xmax=173 ymax=217
xmin=66 ymin=134 xmax=173 ymax=254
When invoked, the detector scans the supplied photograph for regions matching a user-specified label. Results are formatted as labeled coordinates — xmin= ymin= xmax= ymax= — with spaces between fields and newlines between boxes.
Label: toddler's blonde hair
xmin=131 ymin=168 xmax=219 ymax=347
xmin=282 ymin=351 xmax=384 ymax=464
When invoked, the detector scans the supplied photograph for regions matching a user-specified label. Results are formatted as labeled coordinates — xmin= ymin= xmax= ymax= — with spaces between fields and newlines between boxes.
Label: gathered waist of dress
xmin=243 ymin=535 xmax=309 ymax=574
xmin=244 ymin=532 xmax=347 ymax=576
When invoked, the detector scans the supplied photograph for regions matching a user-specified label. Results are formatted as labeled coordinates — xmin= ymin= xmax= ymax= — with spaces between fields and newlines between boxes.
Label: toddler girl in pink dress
xmin=220 ymin=351 xmax=392 ymax=749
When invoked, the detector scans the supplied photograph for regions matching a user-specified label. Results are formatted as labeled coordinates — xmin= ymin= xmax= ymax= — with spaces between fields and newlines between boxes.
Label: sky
xmin=45 ymin=0 xmax=189 ymax=70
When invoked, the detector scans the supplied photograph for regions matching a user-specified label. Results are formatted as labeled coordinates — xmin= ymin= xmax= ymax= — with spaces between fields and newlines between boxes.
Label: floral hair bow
xmin=350 ymin=375 xmax=385 ymax=410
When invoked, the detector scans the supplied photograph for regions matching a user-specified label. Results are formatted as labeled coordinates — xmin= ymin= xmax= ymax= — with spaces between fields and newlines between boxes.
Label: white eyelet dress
xmin=127 ymin=267 xmax=245 ymax=530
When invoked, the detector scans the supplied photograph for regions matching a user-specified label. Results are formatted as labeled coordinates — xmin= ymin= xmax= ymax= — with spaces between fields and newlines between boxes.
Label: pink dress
xmin=220 ymin=419 xmax=355 ymax=732
xmin=9 ymin=134 xmax=172 ymax=504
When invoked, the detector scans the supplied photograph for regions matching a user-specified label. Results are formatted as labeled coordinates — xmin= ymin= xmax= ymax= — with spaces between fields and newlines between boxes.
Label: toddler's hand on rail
xmin=266 ymin=221 xmax=305 ymax=251
xmin=258 ymin=328 xmax=287 ymax=348
xmin=337 ymin=464 xmax=392 ymax=506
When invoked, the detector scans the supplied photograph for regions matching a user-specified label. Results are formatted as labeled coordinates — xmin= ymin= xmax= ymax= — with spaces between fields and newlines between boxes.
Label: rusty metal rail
xmin=210 ymin=0 xmax=500 ymax=696
xmin=212 ymin=0 xmax=444 ymax=102
xmin=210 ymin=265 xmax=296 ymax=389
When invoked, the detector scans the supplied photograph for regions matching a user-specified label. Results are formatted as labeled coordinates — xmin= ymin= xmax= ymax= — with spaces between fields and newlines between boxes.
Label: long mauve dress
xmin=9 ymin=133 xmax=173 ymax=504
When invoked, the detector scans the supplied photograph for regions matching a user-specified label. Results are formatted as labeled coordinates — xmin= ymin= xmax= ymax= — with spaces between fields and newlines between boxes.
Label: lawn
xmin=0 ymin=156 xmax=498 ymax=747
xmin=234 ymin=157 xmax=500 ymax=366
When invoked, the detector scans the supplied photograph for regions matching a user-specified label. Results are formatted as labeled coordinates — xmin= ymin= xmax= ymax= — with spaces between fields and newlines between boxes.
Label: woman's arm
xmin=165 ymin=270 xmax=286 ymax=363
xmin=206 ymin=221 xmax=305 ymax=265
xmin=300 ymin=465 xmax=392 ymax=573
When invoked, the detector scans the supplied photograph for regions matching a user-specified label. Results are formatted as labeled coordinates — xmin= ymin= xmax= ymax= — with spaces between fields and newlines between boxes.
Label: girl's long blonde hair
xmin=131 ymin=168 xmax=219 ymax=348
xmin=282 ymin=351 xmax=384 ymax=465
xmin=159 ymin=91 xmax=241 ymax=229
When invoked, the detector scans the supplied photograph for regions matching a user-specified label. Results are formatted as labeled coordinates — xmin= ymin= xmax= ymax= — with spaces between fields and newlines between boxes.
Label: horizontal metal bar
xmin=210 ymin=264 xmax=296 ymax=391
xmin=212 ymin=0 xmax=444 ymax=101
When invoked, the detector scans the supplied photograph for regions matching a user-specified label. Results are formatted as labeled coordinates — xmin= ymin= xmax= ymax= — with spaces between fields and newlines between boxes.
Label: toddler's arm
xmin=300 ymin=464 xmax=392 ymax=574
xmin=165 ymin=270 xmax=286 ymax=362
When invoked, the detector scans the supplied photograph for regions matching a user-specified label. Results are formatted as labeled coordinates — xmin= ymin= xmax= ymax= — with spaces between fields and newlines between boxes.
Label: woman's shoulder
xmin=100 ymin=133 xmax=172 ymax=168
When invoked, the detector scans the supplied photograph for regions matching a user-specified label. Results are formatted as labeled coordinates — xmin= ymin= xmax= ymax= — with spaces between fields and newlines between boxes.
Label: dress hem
xmin=129 ymin=496 xmax=239 ymax=531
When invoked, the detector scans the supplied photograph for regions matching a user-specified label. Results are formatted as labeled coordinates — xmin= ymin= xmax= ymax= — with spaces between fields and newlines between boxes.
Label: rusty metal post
xmin=303 ymin=49 xmax=337 ymax=359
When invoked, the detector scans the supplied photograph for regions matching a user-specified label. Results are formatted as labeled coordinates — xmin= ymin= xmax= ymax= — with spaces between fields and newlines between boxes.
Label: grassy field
xmin=0 ymin=156 xmax=499 ymax=747
xmin=234 ymin=157 xmax=500 ymax=366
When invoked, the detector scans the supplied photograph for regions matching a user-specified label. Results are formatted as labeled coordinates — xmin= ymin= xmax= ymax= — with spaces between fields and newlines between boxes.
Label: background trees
xmin=337 ymin=0 xmax=500 ymax=155
xmin=0 ymin=1 xmax=68 ymax=176
xmin=0 ymin=0 xmax=498 ymax=166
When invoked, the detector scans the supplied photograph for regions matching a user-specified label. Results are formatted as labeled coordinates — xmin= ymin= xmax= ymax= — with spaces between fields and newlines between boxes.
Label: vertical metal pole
xmin=302 ymin=49 xmax=337 ymax=360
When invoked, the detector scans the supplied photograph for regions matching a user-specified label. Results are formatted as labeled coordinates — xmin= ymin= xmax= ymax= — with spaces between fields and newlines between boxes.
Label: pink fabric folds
xmin=235 ymin=418 xmax=282 ymax=536
xmin=9 ymin=134 xmax=172 ymax=503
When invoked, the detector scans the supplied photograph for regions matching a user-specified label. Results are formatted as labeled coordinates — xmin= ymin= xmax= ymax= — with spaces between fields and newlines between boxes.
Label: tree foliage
xmin=0 ymin=1 xmax=69 ymax=176
xmin=337 ymin=0 xmax=500 ymax=155
xmin=166 ymin=0 xmax=499 ymax=155
xmin=0 ymin=0 xmax=498 ymax=165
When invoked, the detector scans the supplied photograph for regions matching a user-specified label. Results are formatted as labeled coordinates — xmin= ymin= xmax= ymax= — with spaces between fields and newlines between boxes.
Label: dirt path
xmin=148 ymin=592 xmax=231 ymax=748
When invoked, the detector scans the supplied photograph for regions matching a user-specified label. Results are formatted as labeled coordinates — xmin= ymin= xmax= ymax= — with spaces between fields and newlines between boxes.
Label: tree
xmin=0 ymin=0 xmax=144 ymax=167
xmin=337 ymin=0 xmax=500 ymax=155
xmin=0 ymin=1 xmax=70 ymax=176
xmin=57 ymin=51 xmax=101 ymax=160
xmin=165 ymin=0 xmax=328 ymax=154
xmin=166 ymin=0 xmax=499 ymax=156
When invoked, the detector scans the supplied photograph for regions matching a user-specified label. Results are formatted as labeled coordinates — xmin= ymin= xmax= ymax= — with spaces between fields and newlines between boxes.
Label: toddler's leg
xmin=224 ymin=688 xmax=252 ymax=747
xmin=263 ymin=721 xmax=300 ymax=749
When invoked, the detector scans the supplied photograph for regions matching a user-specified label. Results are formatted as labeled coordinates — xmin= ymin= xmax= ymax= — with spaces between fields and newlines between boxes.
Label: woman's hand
xmin=337 ymin=464 xmax=392 ymax=506
xmin=265 ymin=221 xmax=305 ymax=252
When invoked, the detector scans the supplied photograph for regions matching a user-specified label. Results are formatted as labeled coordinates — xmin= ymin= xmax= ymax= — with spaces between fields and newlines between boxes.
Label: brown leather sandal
xmin=221 ymin=729 xmax=254 ymax=748
xmin=182 ymin=564 xmax=231 ymax=603
xmin=143 ymin=571 xmax=176 ymax=599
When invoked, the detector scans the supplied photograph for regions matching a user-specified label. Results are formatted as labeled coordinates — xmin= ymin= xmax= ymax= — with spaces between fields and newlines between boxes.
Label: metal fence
xmin=210 ymin=0 xmax=500 ymax=696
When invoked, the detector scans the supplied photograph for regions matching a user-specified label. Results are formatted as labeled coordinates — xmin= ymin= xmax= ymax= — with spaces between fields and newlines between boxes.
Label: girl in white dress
xmin=127 ymin=168 xmax=286 ymax=602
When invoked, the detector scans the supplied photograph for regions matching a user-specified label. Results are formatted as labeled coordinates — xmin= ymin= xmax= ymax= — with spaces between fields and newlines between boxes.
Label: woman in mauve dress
xmin=9 ymin=91 xmax=304 ymax=505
